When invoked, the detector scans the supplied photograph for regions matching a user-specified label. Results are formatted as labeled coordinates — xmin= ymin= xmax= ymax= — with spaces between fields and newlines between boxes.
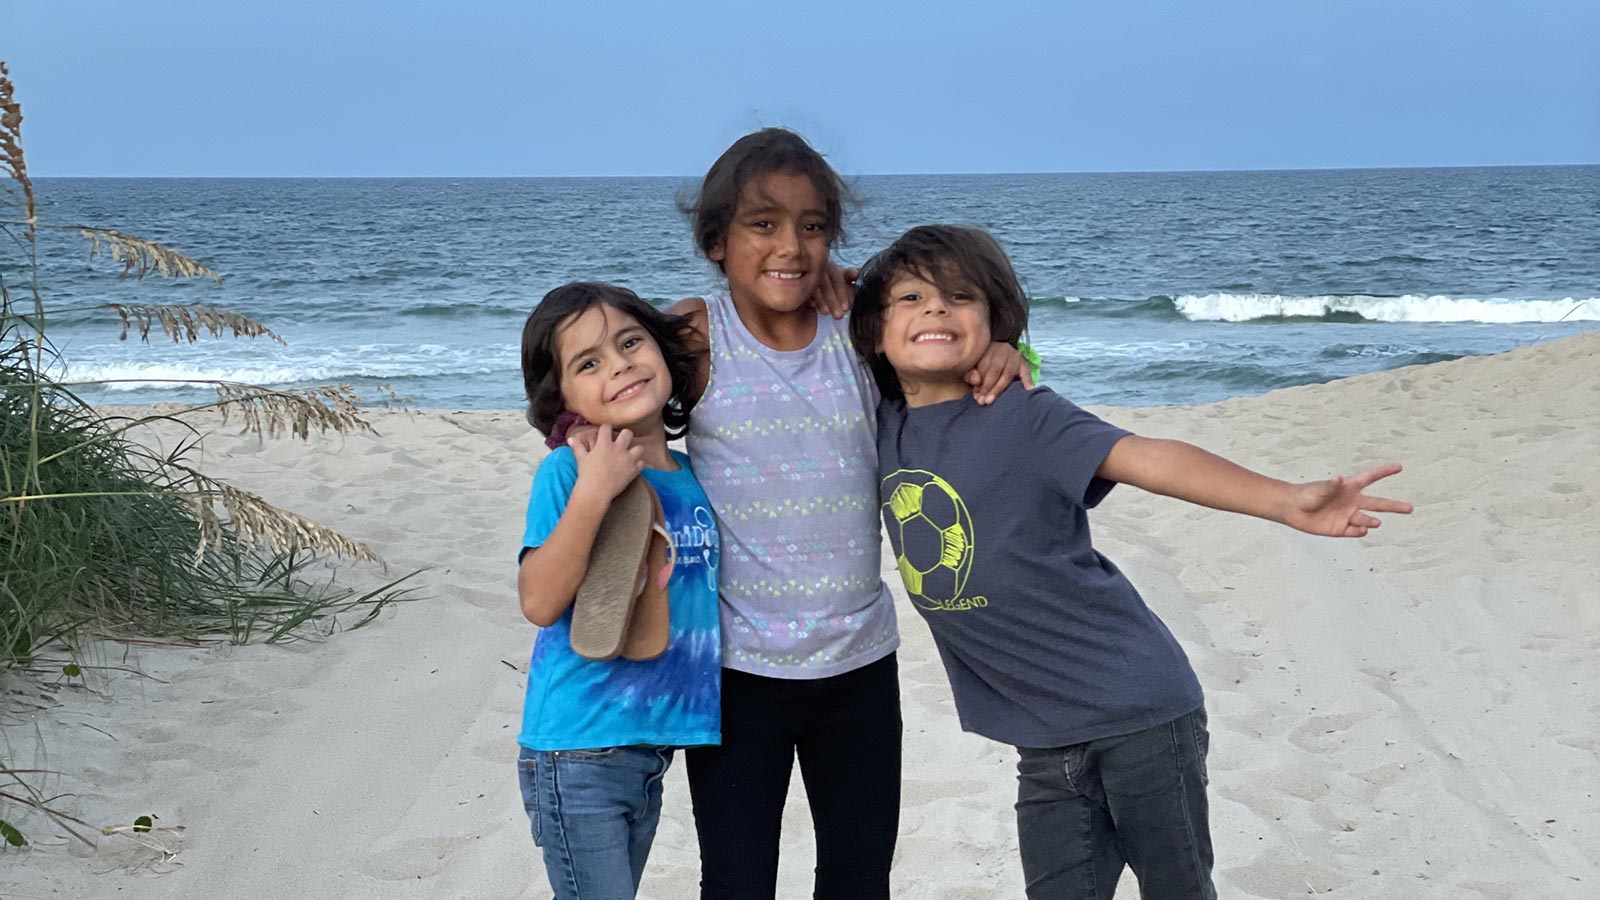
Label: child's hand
xmin=570 ymin=424 xmax=645 ymax=503
xmin=967 ymin=342 xmax=1034 ymax=405
xmin=1283 ymin=463 xmax=1413 ymax=537
xmin=808 ymin=262 xmax=857 ymax=319
xmin=566 ymin=422 xmax=599 ymax=453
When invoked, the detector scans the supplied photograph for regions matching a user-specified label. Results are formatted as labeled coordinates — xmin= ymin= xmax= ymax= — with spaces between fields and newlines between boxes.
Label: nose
xmin=607 ymin=350 xmax=635 ymax=376
xmin=921 ymin=293 xmax=948 ymax=314
xmin=775 ymin=222 xmax=802 ymax=257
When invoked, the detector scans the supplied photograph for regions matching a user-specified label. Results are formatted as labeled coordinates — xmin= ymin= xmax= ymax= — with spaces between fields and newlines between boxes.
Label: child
xmin=847 ymin=225 xmax=1413 ymax=900
xmin=668 ymin=129 xmax=1028 ymax=900
xmin=515 ymin=281 xmax=722 ymax=900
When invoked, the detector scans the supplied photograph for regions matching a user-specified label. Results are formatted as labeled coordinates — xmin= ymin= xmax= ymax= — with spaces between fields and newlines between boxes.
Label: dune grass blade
xmin=0 ymin=766 xmax=97 ymax=846
xmin=1 ymin=59 xmax=421 ymax=852
xmin=1 ymin=372 xmax=415 ymax=654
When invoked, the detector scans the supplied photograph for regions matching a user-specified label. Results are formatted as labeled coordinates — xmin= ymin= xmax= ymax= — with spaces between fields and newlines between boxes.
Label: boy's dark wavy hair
xmin=848 ymin=225 xmax=1029 ymax=401
xmin=681 ymin=127 xmax=854 ymax=269
xmin=520 ymin=282 xmax=700 ymax=441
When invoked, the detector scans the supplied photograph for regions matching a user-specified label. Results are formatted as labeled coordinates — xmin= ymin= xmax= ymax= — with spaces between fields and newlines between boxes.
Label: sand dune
xmin=3 ymin=332 xmax=1595 ymax=899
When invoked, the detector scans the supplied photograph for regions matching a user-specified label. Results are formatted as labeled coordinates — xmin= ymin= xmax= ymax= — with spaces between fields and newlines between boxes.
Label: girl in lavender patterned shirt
xmin=668 ymin=128 xmax=1027 ymax=900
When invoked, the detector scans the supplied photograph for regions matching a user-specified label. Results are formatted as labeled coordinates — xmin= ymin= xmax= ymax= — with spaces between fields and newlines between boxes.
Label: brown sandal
xmin=570 ymin=478 xmax=676 ymax=661
xmin=621 ymin=487 xmax=674 ymax=661
xmin=569 ymin=478 xmax=655 ymax=660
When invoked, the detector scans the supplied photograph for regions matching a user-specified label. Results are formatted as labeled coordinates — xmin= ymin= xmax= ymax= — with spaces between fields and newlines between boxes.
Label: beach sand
xmin=3 ymin=332 xmax=1596 ymax=899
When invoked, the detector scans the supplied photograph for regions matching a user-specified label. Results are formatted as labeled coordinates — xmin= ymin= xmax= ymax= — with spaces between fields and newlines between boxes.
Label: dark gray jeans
xmin=1014 ymin=707 xmax=1216 ymax=900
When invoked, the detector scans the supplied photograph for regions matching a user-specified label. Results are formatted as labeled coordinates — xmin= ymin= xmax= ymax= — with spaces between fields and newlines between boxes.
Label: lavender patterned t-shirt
xmin=686 ymin=291 xmax=898 ymax=678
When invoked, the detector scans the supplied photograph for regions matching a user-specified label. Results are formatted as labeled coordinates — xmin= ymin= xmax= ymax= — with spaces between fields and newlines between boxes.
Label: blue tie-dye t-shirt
xmin=518 ymin=447 xmax=721 ymax=751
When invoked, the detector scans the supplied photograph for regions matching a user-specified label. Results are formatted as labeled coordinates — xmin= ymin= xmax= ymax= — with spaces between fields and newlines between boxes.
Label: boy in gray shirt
xmin=849 ymin=225 xmax=1412 ymax=900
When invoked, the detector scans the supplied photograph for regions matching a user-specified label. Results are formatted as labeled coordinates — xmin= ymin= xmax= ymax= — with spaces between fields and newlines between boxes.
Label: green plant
xmin=0 ymin=60 xmax=417 ymax=849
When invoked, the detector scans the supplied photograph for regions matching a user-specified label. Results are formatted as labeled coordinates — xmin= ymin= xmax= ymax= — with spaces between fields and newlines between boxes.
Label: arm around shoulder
xmin=668 ymin=297 xmax=711 ymax=407
xmin=667 ymin=296 xmax=708 ymax=320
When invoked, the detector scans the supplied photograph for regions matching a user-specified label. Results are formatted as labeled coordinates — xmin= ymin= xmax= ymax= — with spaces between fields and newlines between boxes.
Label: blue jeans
xmin=1014 ymin=707 xmax=1216 ymax=900
xmin=517 ymin=745 xmax=674 ymax=900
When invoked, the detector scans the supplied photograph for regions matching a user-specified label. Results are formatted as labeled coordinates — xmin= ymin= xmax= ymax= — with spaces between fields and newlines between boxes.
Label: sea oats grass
xmin=0 ymin=60 xmax=417 ymax=851
xmin=0 ymin=63 xmax=31 ymax=224
xmin=109 ymin=302 xmax=281 ymax=344
xmin=74 ymin=227 xmax=222 ymax=281
xmin=1 ymin=375 xmax=404 ymax=654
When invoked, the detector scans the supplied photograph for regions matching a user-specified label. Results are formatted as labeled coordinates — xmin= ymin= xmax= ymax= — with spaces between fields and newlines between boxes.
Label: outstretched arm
xmin=1096 ymin=436 xmax=1412 ymax=537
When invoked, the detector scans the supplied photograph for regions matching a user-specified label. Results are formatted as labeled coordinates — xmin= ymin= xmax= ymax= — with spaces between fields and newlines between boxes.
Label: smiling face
xmin=554 ymin=303 xmax=672 ymax=432
xmin=878 ymin=267 xmax=993 ymax=406
xmin=709 ymin=170 xmax=831 ymax=319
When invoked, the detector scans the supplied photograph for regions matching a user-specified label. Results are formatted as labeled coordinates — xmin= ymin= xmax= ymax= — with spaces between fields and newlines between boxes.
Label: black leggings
xmin=685 ymin=653 xmax=902 ymax=900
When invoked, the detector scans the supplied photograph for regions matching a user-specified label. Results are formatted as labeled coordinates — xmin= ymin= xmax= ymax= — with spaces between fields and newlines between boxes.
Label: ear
xmin=708 ymin=240 xmax=726 ymax=264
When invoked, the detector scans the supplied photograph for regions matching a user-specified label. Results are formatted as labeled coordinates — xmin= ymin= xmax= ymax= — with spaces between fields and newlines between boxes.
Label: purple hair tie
xmin=545 ymin=410 xmax=591 ymax=450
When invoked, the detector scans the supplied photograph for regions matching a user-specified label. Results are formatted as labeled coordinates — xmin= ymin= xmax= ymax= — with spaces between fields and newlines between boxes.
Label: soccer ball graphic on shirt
xmin=883 ymin=469 xmax=974 ymax=609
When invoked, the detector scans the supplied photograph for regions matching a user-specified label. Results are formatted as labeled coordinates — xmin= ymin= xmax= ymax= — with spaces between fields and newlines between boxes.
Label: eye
xmin=803 ymin=221 xmax=826 ymax=233
xmin=895 ymin=292 xmax=921 ymax=304
xmin=748 ymin=219 xmax=773 ymax=231
xmin=622 ymin=335 xmax=643 ymax=350
xmin=576 ymin=358 xmax=598 ymax=373
xmin=950 ymin=291 xmax=975 ymax=303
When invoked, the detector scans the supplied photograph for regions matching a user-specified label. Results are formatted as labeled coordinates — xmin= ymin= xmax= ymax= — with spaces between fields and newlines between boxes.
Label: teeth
xmin=612 ymin=380 xmax=647 ymax=400
xmin=766 ymin=272 xmax=803 ymax=280
xmin=913 ymin=333 xmax=956 ymax=343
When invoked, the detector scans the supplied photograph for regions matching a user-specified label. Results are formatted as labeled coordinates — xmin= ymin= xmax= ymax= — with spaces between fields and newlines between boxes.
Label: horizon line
xmin=30 ymin=161 xmax=1600 ymax=180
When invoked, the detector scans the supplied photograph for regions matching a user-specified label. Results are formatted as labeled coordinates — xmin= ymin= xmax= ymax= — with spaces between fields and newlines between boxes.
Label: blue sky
xmin=8 ymin=0 xmax=1597 ymax=176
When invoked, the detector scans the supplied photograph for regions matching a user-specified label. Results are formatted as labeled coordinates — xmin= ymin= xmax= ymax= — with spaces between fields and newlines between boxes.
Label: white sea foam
xmin=1029 ymin=337 xmax=1208 ymax=360
xmin=55 ymin=356 xmax=513 ymax=391
xmin=1173 ymin=293 xmax=1600 ymax=324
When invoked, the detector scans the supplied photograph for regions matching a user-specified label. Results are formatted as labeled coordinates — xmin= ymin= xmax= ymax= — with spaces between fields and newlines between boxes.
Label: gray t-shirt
xmin=877 ymin=382 xmax=1203 ymax=748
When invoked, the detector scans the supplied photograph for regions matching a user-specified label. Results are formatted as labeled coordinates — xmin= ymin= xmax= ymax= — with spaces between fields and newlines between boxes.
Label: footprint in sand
xmin=1456 ymin=879 xmax=1524 ymax=900
xmin=1244 ymin=761 xmax=1335 ymax=804
xmin=1519 ymin=632 xmax=1568 ymax=653
xmin=456 ymin=586 xmax=508 ymax=612
xmin=1350 ymin=760 xmax=1408 ymax=789
xmin=1489 ymin=422 xmax=1571 ymax=440
xmin=357 ymin=835 xmax=481 ymax=881
xmin=1554 ymin=734 xmax=1599 ymax=765
xmin=1388 ymin=549 xmax=1459 ymax=573
xmin=901 ymin=778 xmax=990 ymax=808
xmin=469 ymin=736 xmax=521 ymax=765
xmin=1219 ymin=702 xmax=1280 ymax=743
xmin=1287 ymin=712 xmax=1364 ymax=754
xmin=1490 ymin=493 xmax=1592 ymax=521
xmin=908 ymin=682 xmax=956 ymax=706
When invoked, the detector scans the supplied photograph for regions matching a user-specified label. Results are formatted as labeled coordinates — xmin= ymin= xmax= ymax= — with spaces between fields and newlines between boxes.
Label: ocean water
xmin=17 ymin=167 xmax=1599 ymax=409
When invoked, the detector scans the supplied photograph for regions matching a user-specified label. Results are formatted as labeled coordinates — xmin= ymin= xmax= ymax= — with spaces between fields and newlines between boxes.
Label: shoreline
xmin=5 ymin=332 xmax=1597 ymax=899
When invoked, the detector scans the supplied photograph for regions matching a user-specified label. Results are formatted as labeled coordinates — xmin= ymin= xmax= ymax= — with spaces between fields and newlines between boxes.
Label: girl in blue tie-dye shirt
xmin=514 ymin=281 xmax=720 ymax=900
